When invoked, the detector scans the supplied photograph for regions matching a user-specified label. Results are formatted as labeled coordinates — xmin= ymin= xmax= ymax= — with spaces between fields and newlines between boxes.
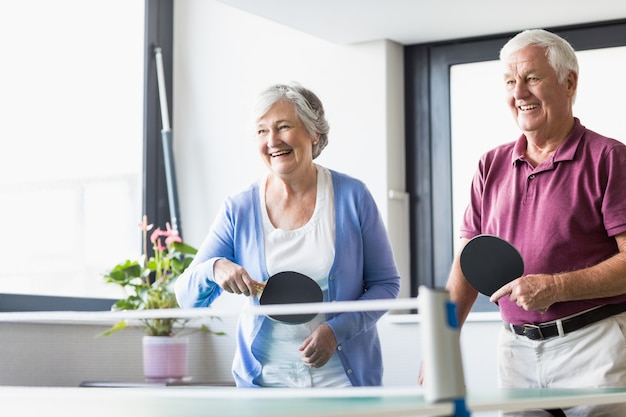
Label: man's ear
xmin=566 ymin=70 xmax=578 ymax=96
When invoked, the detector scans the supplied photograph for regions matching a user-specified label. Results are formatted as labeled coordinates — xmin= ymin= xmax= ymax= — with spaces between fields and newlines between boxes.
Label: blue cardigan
xmin=175 ymin=169 xmax=400 ymax=387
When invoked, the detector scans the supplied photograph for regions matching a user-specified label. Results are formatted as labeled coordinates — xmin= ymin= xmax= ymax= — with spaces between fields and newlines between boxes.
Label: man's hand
xmin=490 ymin=274 xmax=556 ymax=312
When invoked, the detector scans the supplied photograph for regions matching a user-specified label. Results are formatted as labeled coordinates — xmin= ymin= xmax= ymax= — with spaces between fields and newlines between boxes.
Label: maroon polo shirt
xmin=461 ymin=118 xmax=626 ymax=325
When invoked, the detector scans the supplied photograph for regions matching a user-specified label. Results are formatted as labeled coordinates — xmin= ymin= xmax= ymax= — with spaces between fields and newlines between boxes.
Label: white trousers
xmin=497 ymin=312 xmax=626 ymax=417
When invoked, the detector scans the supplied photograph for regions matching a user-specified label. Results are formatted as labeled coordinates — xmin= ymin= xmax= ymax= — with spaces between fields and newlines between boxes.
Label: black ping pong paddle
xmin=459 ymin=234 xmax=524 ymax=296
xmin=255 ymin=271 xmax=323 ymax=324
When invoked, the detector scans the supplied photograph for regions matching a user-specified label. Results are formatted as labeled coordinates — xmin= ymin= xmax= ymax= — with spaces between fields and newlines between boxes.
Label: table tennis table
xmin=2 ymin=385 xmax=626 ymax=417
xmin=3 ymin=292 xmax=626 ymax=416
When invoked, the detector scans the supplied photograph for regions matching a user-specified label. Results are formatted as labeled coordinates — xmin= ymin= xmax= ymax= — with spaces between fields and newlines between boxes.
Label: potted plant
xmin=100 ymin=215 xmax=222 ymax=382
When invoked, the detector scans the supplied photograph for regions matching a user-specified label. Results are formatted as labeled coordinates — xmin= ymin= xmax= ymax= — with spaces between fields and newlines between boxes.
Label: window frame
xmin=144 ymin=0 xmax=178 ymax=242
xmin=405 ymin=19 xmax=626 ymax=305
xmin=0 ymin=0 xmax=174 ymax=312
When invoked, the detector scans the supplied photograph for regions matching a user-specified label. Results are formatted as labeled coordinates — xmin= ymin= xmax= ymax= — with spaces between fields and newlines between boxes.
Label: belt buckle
xmin=522 ymin=323 xmax=544 ymax=340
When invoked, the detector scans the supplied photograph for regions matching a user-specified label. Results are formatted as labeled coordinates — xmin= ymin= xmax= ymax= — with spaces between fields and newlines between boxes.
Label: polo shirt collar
xmin=511 ymin=117 xmax=583 ymax=166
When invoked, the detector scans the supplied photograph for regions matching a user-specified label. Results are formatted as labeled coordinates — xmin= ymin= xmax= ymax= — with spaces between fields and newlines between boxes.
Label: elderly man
xmin=446 ymin=29 xmax=626 ymax=417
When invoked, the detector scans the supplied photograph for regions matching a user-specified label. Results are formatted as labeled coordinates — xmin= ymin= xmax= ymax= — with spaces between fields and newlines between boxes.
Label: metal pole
xmin=154 ymin=46 xmax=181 ymax=234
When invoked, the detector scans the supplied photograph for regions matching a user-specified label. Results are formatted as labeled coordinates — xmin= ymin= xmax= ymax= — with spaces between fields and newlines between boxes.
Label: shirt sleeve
xmin=174 ymin=201 xmax=235 ymax=308
xmin=601 ymin=142 xmax=626 ymax=237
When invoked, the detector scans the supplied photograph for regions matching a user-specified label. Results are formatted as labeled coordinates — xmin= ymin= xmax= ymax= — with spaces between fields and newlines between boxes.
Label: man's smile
xmin=518 ymin=104 xmax=540 ymax=111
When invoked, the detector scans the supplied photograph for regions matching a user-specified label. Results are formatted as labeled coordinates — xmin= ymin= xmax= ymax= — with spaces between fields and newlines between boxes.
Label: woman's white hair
xmin=253 ymin=82 xmax=329 ymax=159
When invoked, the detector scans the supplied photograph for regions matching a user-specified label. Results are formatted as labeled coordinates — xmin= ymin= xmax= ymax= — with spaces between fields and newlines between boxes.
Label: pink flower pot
xmin=142 ymin=336 xmax=189 ymax=383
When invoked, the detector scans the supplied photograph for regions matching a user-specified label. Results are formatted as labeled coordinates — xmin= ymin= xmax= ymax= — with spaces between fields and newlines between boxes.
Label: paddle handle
xmin=253 ymin=281 xmax=266 ymax=296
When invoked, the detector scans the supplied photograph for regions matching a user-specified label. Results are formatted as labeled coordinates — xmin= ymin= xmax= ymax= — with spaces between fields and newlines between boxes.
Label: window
xmin=405 ymin=20 xmax=626 ymax=310
xmin=0 ymin=0 xmax=174 ymax=310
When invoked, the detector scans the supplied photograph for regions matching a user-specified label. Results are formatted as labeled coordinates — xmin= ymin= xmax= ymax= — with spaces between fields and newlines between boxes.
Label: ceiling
xmin=217 ymin=0 xmax=626 ymax=45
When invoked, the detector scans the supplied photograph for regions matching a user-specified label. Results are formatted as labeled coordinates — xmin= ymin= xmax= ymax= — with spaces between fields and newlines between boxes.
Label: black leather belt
xmin=504 ymin=302 xmax=626 ymax=340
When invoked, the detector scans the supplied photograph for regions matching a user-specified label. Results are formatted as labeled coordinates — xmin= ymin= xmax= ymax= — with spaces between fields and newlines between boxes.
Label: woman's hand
xmin=299 ymin=323 xmax=337 ymax=368
xmin=213 ymin=258 xmax=257 ymax=297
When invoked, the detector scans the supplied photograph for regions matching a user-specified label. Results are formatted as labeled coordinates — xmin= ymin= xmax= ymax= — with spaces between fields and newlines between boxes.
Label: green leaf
xmin=95 ymin=320 xmax=128 ymax=338
xmin=102 ymin=260 xmax=143 ymax=285
xmin=198 ymin=323 xmax=226 ymax=336
xmin=172 ymin=241 xmax=197 ymax=255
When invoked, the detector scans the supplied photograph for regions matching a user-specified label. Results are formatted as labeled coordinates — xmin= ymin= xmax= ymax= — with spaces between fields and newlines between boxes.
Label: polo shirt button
xmin=329 ymin=275 xmax=335 ymax=280
xmin=529 ymin=174 xmax=536 ymax=179
xmin=347 ymin=369 xmax=353 ymax=374
xmin=337 ymin=345 xmax=342 ymax=351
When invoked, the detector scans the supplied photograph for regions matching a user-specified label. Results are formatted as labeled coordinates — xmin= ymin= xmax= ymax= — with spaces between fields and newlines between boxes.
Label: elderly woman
xmin=175 ymin=83 xmax=400 ymax=388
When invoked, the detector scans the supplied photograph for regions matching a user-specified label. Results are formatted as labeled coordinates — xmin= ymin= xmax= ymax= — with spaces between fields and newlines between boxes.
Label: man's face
xmin=502 ymin=45 xmax=577 ymax=139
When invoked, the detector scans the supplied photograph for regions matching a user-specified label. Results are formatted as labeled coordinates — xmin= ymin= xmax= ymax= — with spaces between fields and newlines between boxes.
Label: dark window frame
xmin=144 ymin=0 xmax=177 ymax=241
xmin=405 ymin=19 xmax=626 ymax=310
xmin=0 ymin=0 xmax=174 ymax=312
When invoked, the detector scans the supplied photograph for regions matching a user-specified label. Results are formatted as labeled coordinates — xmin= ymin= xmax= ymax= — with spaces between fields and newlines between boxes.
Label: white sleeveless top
xmin=252 ymin=165 xmax=351 ymax=387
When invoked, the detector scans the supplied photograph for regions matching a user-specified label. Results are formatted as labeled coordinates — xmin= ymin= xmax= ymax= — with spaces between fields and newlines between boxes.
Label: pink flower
xmin=164 ymin=222 xmax=182 ymax=245
xmin=138 ymin=215 xmax=154 ymax=233
xmin=150 ymin=228 xmax=167 ymax=251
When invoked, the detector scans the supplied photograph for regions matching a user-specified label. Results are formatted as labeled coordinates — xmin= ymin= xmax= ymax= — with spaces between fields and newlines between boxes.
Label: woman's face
xmin=256 ymin=100 xmax=317 ymax=178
